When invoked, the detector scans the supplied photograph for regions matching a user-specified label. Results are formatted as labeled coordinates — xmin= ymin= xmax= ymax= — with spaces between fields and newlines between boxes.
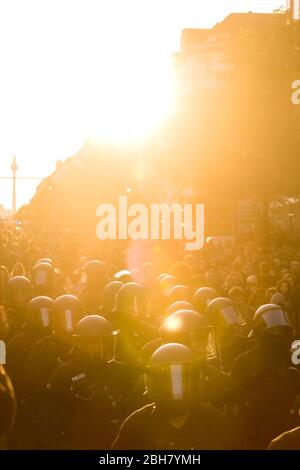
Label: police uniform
xmin=231 ymin=304 xmax=300 ymax=448
xmin=42 ymin=357 xmax=143 ymax=449
xmin=231 ymin=345 xmax=300 ymax=448
xmin=25 ymin=334 xmax=73 ymax=394
xmin=112 ymin=402 xmax=238 ymax=450
xmin=6 ymin=326 xmax=50 ymax=398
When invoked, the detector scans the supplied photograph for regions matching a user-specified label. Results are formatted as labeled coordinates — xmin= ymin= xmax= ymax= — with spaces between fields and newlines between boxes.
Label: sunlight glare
xmin=84 ymin=56 xmax=176 ymax=144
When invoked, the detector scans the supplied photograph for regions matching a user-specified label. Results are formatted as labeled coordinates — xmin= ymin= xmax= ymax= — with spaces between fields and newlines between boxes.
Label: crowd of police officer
xmin=1 ymin=228 xmax=300 ymax=450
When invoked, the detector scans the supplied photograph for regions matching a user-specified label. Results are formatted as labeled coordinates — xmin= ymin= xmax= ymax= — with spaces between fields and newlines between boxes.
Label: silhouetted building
xmin=174 ymin=12 xmax=286 ymax=94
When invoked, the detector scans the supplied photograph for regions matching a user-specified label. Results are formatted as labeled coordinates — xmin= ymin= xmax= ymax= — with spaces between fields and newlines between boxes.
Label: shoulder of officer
xmin=268 ymin=426 xmax=300 ymax=450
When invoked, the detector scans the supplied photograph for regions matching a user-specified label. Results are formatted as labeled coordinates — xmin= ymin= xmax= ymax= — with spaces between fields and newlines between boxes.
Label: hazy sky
xmin=0 ymin=0 xmax=281 ymax=210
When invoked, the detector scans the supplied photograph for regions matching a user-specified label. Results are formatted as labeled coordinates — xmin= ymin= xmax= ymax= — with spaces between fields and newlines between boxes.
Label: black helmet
xmin=116 ymin=282 xmax=145 ymax=318
xmin=147 ymin=343 xmax=199 ymax=403
xmin=36 ymin=258 xmax=54 ymax=266
xmin=113 ymin=270 xmax=133 ymax=283
xmin=168 ymin=284 xmax=192 ymax=304
xmin=193 ymin=287 xmax=218 ymax=312
xmin=52 ymin=294 xmax=82 ymax=336
xmin=156 ymin=273 xmax=169 ymax=283
xmin=26 ymin=296 xmax=53 ymax=328
xmin=102 ymin=281 xmax=123 ymax=312
xmin=249 ymin=304 xmax=292 ymax=338
xmin=73 ymin=315 xmax=118 ymax=362
xmin=8 ymin=275 xmax=31 ymax=291
xmin=167 ymin=301 xmax=193 ymax=315
xmin=84 ymin=260 xmax=108 ymax=286
xmin=7 ymin=276 xmax=32 ymax=308
xmin=31 ymin=262 xmax=55 ymax=293
xmin=158 ymin=274 xmax=177 ymax=297
xmin=206 ymin=297 xmax=246 ymax=330
xmin=160 ymin=309 xmax=217 ymax=360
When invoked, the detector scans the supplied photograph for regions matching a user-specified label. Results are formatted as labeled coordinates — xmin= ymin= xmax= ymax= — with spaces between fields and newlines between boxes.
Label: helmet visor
xmin=165 ymin=329 xmax=217 ymax=360
xmin=148 ymin=363 xmax=198 ymax=401
xmin=122 ymin=296 xmax=140 ymax=317
xmin=220 ymin=306 xmax=245 ymax=326
xmin=53 ymin=308 xmax=78 ymax=334
xmin=106 ymin=292 xmax=118 ymax=311
xmin=35 ymin=270 xmax=48 ymax=286
xmin=262 ymin=309 xmax=291 ymax=329
xmin=186 ymin=329 xmax=217 ymax=360
xmin=65 ymin=309 xmax=74 ymax=332
xmin=73 ymin=335 xmax=115 ymax=362
xmin=40 ymin=307 xmax=50 ymax=327
xmin=13 ymin=290 xmax=29 ymax=308
xmin=33 ymin=307 xmax=50 ymax=328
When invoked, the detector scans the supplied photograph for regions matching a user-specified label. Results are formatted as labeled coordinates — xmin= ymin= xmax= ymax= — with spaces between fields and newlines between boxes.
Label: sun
xmin=83 ymin=55 xmax=176 ymax=144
